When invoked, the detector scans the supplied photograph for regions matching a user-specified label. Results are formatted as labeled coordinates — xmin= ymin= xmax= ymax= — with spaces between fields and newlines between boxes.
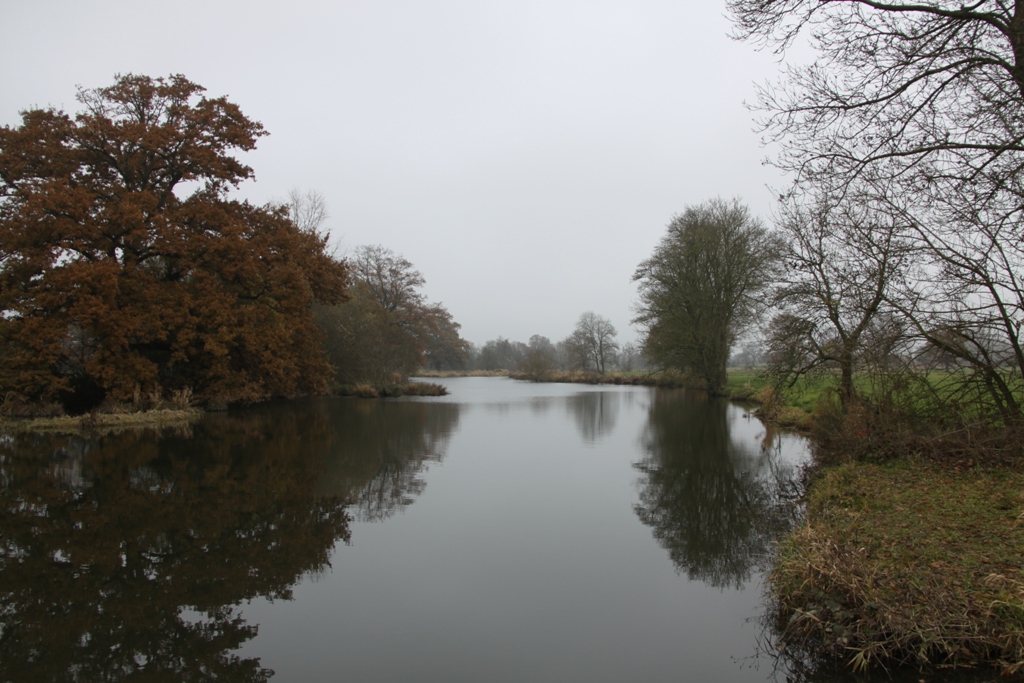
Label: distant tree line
xmin=466 ymin=312 xmax=646 ymax=376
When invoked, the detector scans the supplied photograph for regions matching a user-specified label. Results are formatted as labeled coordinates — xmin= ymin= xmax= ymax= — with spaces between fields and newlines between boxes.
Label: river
xmin=2 ymin=377 xmax=814 ymax=682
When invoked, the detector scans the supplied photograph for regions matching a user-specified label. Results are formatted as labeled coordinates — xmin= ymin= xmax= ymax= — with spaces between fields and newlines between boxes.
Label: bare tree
xmin=566 ymin=312 xmax=619 ymax=374
xmin=350 ymin=245 xmax=426 ymax=317
xmin=287 ymin=188 xmax=329 ymax=236
xmin=890 ymin=205 xmax=1024 ymax=423
xmin=729 ymin=0 xmax=1024 ymax=422
xmin=617 ymin=342 xmax=644 ymax=372
xmin=633 ymin=198 xmax=780 ymax=394
xmin=768 ymin=195 xmax=911 ymax=410
xmin=728 ymin=1 xmax=1024 ymax=205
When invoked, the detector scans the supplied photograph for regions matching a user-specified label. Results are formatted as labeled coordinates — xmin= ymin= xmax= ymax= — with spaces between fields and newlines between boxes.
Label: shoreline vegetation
xmin=334 ymin=381 xmax=449 ymax=399
xmin=724 ymin=372 xmax=1024 ymax=676
xmin=771 ymin=459 xmax=1024 ymax=676
xmin=0 ymin=407 xmax=204 ymax=435
xmin=0 ymin=381 xmax=454 ymax=435
xmin=417 ymin=367 xmax=815 ymax=430
xmin=0 ymin=383 xmax=452 ymax=434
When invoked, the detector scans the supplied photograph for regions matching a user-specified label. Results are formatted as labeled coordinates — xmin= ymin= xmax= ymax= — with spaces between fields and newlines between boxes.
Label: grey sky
xmin=1 ymin=1 xmax=789 ymax=346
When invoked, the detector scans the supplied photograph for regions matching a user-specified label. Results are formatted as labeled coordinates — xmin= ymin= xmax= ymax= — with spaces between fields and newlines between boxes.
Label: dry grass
xmin=748 ymin=385 xmax=815 ymax=432
xmin=413 ymin=370 xmax=508 ymax=378
xmin=393 ymin=382 xmax=448 ymax=397
xmin=339 ymin=382 xmax=449 ymax=398
xmin=507 ymin=369 xmax=691 ymax=387
xmin=0 ymin=408 xmax=203 ymax=435
xmin=771 ymin=459 xmax=1024 ymax=675
xmin=350 ymin=384 xmax=380 ymax=398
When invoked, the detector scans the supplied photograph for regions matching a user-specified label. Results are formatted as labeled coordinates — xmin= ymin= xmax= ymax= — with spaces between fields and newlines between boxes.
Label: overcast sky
xmin=1 ymin=1 xmax=792 ymax=346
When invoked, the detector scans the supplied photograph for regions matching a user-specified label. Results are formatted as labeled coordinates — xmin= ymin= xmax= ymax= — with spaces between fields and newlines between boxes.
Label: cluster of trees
xmin=469 ymin=312 xmax=644 ymax=375
xmin=0 ymin=75 xmax=349 ymax=412
xmin=0 ymin=74 xmax=473 ymax=412
xmin=635 ymin=3 xmax=1024 ymax=427
xmin=314 ymin=244 xmax=469 ymax=389
xmin=730 ymin=0 xmax=1024 ymax=425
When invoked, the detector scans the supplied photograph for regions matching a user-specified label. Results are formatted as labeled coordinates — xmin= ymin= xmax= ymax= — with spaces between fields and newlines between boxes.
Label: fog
xmin=1 ymin=0 xmax=792 ymax=345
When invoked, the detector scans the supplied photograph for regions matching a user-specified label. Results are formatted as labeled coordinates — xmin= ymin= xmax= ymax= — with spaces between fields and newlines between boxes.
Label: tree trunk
xmin=838 ymin=348 xmax=855 ymax=413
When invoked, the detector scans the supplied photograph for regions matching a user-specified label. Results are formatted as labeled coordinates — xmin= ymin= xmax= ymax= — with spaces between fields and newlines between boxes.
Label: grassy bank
xmin=725 ymin=370 xmax=821 ymax=431
xmin=0 ymin=407 xmax=204 ymax=435
xmin=771 ymin=458 xmax=1024 ymax=675
xmin=723 ymin=370 xmax=1024 ymax=675
xmin=413 ymin=370 xmax=509 ymax=378
xmin=501 ymin=367 xmax=819 ymax=429
xmin=335 ymin=381 xmax=449 ymax=398
xmin=507 ymin=369 xmax=690 ymax=387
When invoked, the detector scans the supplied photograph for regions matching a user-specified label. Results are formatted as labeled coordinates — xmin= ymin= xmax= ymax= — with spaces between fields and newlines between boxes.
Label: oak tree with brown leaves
xmin=0 ymin=74 xmax=347 ymax=412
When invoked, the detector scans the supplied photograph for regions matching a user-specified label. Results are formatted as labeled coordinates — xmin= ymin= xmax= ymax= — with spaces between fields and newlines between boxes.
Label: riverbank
xmin=755 ymin=377 xmax=1024 ymax=676
xmin=595 ymin=368 xmax=1024 ymax=675
xmin=413 ymin=370 xmax=509 ymax=378
xmin=334 ymin=381 xmax=449 ymax=398
xmin=497 ymin=368 xmax=817 ymax=430
xmin=1 ymin=380 xmax=451 ymax=434
xmin=0 ymin=407 xmax=204 ymax=435
xmin=771 ymin=457 xmax=1024 ymax=676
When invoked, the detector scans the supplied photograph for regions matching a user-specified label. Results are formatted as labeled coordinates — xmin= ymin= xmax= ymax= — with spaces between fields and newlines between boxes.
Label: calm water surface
xmin=2 ymin=377 xmax=818 ymax=681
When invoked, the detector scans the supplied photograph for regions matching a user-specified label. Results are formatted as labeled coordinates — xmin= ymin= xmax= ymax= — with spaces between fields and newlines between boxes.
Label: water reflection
xmin=313 ymin=398 xmax=461 ymax=521
xmin=566 ymin=391 xmax=620 ymax=444
xmin=633 ymin=390 xmax=801 ymax=590
xmin=476 ymin=387 xmax=627 ymax=445
xmin=0 ymin=397 xmax=460 ymax=683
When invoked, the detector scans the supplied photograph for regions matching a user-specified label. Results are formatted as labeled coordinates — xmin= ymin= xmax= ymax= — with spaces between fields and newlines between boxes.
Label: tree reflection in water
xmin=633 ymin=390 xmax=802 ymax=590
xmin=0 ymin=396 xmax=461 ymax=682
xmin=566 ymin=391 xmax=620 ymax=444
xmin=312 ymin=398 xmax=461 ymax=521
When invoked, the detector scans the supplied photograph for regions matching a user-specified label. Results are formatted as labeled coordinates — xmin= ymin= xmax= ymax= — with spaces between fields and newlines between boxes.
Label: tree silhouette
xmin=634 ymin=199 xmax=780 ymax=395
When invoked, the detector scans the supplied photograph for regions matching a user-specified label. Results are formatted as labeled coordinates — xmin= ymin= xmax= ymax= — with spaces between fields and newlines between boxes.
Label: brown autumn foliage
xmin=0 ymin=74 xmax=347 ymax=411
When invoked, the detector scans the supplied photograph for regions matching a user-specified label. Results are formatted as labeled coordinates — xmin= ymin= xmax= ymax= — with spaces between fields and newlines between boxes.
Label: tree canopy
xmin=565 ymin=311 xmax=619 ymax=374
xmin=316 ymin=245 xmax=468 ymax=388
xmin=633 ymin=198 xmax=779 ymax=394
xmin=0 ymin=74 xmax=347 ymax=411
